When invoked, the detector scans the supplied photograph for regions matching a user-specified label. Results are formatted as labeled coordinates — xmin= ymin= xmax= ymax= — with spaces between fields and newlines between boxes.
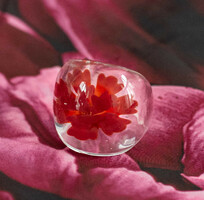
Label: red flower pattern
xmin=54 ymin=69 xmax=138 ymax=140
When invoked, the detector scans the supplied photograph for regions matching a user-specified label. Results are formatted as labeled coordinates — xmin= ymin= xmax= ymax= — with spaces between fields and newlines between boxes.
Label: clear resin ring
xmin=53 ymin=59 xmax=152 ymax=156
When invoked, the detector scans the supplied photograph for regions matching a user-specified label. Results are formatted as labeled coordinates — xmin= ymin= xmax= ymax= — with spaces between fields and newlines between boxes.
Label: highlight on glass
xmin=53 ymin=59 xmax=152 ymax=156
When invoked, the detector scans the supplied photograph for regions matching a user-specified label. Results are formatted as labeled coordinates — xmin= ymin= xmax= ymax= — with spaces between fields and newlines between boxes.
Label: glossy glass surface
xmin=53 ymin=59 xmax=152 ymax=156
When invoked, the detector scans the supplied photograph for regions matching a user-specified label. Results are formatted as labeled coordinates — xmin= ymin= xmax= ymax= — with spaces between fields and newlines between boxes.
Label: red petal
xmin=68 ymin=69 xmax=91 ymax=92
xmin=55 ymin=80 xmax=76 ymax=109
xmin=99 ymin=113 xmax=131 ymax=135
xmin=78 ymin=91 xmax=91 ymax=114
xmin=54 ymin=98 xmax=77 ymax=124
xmin=54 ymin=79 xmax=69 ymax=99
xmin=53 ymin=100 xmax=67 ymax=124
xmin=68 ymin=115 xmax=100 ymax=129
xmin=67 ymin=115 xmax=100 ymax=140
xmin=91 ymin=91 xmax=112 ymax=114
xmin=68 ymin=125 xmax=98 ymax=140
xmin=0 ymin=12 xmax=60 ymax=78
xmin=112 ymin=95 xmax=138 ymax=114
xmin=95 ymin=73 xmax=123 ymax=96
xmin=54 ymin=78 xmax=76 ymax=124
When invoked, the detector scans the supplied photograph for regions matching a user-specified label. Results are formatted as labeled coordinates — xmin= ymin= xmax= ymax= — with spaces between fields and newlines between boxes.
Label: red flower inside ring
xmin=54 ymin=68 xmax=138 ymax=140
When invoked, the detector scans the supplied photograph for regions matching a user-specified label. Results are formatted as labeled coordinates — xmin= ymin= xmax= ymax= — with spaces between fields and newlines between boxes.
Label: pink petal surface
xmin=0 ymin=12 xmax=60 ymax=78
xmin=5 ymin=68 xmax=64 ymax=147
xmin=0 ymin=191 xmax=14 ymax=200
xmin=62 ymin=51 xmax=85 ymax=64
xmin=1 ymin=67 xmax=204 ymax=199
xmin=127 ymin=86 xmax=204 ymax=170
xmin=28 ymin=0 xmax=165 ymax=84
xmin=182 ymin=173 xmax=204 ymax=190
xmin=18 ymin=0 xmax=71 ymax=45
xmin=22 ymin=0 xmax=204 ymax=88
xmin=182 ymin=102 xmax=204 ymax=175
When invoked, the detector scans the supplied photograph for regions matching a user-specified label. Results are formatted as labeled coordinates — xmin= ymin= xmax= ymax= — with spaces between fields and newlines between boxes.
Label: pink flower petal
xmin=182 ymin=102 xmax=204 ymax=176
xmin=74 ymin=153 xmax=140 ymax=172
xmin=18 ymin=0 xmax=70 ymax=44
xmin=8 ymin=67 xmax=64 ymax=147
xmin=1 ymin=67 xmax=204 ymax=199
xmin=31 ymin=0 xmax=164 ymax=84
xmin=0 ymin=67 xmax=137 ymax=192
xmin=0 ymin=191 xmax=14 ymax=200
xmin=127 ymin=86 xmax=204 ymax=170
xmin=0 ymin=138 xmax=198 ymax=200
xmin=182 ymin=173 xmax=204 ymax=190
xmin=0 ymin=68 xmax=63 ymax=147
xmin=0 ymin=138 xmax=80 ymax=199
xmin=80 ymin=168 xmax=204 ymax=200
xmin=62 ymin=51 xmax=85 ymax=64
xmin=28 ymin=0 xmax=204 ymax=88
xmin=0 ymin=12 xmax=60 ymax=78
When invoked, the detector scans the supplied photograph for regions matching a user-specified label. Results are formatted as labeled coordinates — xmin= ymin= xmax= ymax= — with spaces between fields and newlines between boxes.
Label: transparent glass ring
xmin=53 ymin=59 xmax=152 ymax=156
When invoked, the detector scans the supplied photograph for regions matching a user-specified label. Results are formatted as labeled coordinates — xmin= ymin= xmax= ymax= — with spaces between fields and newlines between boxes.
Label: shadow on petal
xmin=0 ymin=12 xmax=60 ymax=78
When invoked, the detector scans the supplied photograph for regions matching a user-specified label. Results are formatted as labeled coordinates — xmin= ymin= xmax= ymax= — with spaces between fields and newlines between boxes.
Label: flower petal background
xmin=19 ymin=0 xmax=204 ymax=89
xmin=0 ymin=67 xmax=204 ymax=199
xmin=0 ymin=191 xmax=14 ymax=200
xmin=0 ymin=0 xmax=204 ymax=199
xmin=0 ymin=11 xmax=60 ymax=78
xmin=18 ymin=0 xmax=74 ymax=53
xmin=127 ymin=86 xmax=204 ymax=171
xmin=182 ymin=103 xmax=204 ymax=176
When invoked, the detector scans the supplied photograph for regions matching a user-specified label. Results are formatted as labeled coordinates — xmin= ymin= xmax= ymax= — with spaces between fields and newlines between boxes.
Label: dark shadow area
xmin=0 ymin=0 xmax=19 ymax=16
xmin=143 ymin=167 xmax=202 ymax=191
xmin=133 ymin=0 xmax=204 ymax=65
xmin=0 ymin=172 xmax=71 ymax=200
xmin=113 ymin=0 xmax=204 ymax=88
